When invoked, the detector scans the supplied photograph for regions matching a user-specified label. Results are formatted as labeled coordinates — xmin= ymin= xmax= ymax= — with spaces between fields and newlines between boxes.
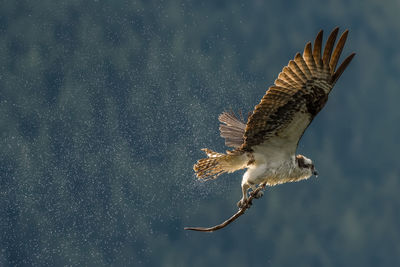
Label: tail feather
xmin=193 ymin=148 xmax=248 ymax=180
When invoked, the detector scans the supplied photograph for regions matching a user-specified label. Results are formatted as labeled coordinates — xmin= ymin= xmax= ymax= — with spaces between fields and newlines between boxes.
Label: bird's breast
xmin=245 ymin=159 xmax=296 ymax=186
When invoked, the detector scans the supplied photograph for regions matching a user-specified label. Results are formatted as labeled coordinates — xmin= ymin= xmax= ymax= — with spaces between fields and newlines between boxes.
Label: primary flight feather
xmin=194 ymin=28 xmax=355 ymax=207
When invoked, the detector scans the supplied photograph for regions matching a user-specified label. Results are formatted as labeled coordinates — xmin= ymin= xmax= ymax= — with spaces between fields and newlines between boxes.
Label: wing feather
xmin=274 ymin=78 xmax=296 ymax=89
xmin=277 ymin=71 xmax=298 ymax=88
xmin=294 ymin=53 xmax=312 ymax=79
xmin=323 ymin=27 xmax=339 ymax=67
xmin=330 ymin=30 xmax=348 ymax=73
xmin=240 ymin=28 xmax=355 ymax=152
xmin=283 ymin=66 xmax=303 ymax=85
xmin=313 ymin=30 xmax=323 ymax=70
xmin=289 ymin=60 xmax=307 ymax=82
xmin=219 ymin=111 xmax=246 ymax=148
xmin=331 ymin=53 xmax=356 ymax=85
xmin=303 ymin=42 xmax=317 ymax=76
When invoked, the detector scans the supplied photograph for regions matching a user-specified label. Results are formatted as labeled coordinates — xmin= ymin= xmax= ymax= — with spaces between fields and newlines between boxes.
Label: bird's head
xmin=296 ymin=155 xmax=318 ymax=177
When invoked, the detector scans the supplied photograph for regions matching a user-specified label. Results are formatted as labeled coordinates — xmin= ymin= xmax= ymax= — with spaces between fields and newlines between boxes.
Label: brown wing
xmin=218 ymin=111 xmax=246 ymax=148
xmin=240 ymin=28 xmax=355 ymax=152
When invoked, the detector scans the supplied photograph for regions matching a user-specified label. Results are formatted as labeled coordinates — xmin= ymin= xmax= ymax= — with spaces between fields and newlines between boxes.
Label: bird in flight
xmin=193 ymin=28 xmax=355 ymax=208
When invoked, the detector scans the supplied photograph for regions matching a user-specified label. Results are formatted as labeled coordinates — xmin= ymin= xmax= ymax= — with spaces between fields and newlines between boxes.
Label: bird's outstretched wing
xmin=239 ymin=28 xmax=355 ymax=153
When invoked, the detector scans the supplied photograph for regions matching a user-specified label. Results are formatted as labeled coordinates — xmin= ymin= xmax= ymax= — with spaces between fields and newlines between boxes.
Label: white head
xmin=296 ymin=155 xmax=318 ymax=177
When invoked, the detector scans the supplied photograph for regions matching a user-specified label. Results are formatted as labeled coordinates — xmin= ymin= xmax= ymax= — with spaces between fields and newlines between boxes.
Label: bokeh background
xmin=1 ymin=0 xmax=400 ymax=266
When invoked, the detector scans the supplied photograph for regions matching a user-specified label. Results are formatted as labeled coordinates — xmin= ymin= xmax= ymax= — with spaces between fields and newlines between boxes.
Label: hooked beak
xmin=313 ymin=169 xmax=319 ymax=177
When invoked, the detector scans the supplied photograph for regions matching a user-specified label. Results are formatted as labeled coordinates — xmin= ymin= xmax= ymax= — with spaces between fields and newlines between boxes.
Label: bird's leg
xmin=237 ymin=183 xmax=250 ymax=208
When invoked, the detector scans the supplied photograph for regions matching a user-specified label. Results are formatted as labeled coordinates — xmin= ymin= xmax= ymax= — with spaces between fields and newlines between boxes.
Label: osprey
xmin=194 ymin=28 xmax=355 ymax=208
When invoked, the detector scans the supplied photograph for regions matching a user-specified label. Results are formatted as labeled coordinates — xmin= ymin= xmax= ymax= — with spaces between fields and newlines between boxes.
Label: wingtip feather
xmin=313 ymin=30 xmax=323 ymax=67
xmin=331 ymin=52 xmax=355 ymax=84
xmin=322 ymin=27 xmax=339 ymax=66
xmin=329 ymin=29 xmax=349 ymax=73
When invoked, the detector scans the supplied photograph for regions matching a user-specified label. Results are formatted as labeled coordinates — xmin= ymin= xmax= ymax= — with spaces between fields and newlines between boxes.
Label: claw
xmin=237 ymin=198 xmax=252 ymax=209
xmin=237 ymin=199 xmax=245 ymax=209
xmin=254 ymin=190 xmax=264 ymax=199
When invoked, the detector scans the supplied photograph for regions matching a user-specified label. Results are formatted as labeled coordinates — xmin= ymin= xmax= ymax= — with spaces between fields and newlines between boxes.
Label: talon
xmin=237 ymin=199 xmax=248 ymax=209
xmin=254 ymin=191 xmax=264 ymax=199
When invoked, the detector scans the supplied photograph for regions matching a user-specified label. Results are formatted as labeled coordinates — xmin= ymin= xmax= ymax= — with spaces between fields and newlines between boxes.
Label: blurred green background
xmin=1 ymin=0 xmax=400 ymax=266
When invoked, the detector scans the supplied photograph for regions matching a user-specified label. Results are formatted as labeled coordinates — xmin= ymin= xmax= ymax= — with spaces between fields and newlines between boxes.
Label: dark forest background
xmin=1 ymin=0 xmax=400 ymax=266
